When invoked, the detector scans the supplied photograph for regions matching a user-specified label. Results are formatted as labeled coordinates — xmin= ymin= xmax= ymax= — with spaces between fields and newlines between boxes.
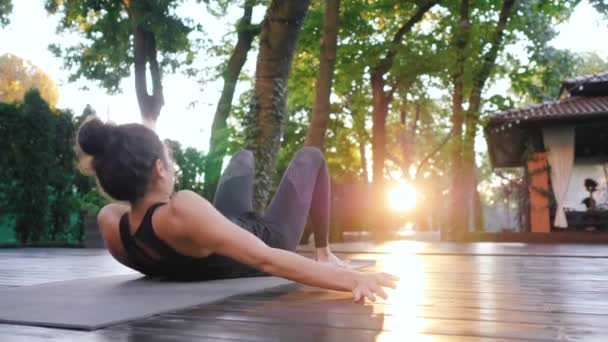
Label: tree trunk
xmin=403 ymin=100 xmax=421 ymax=179
xmin=305 ymin=0 xmax=340 ymax=149
xmin=350 ymin=108 xmax=369 ymax=182
xmin=370 ymin=72 xmax=390 ymax=189
xmin=370 ymin=81 xmax=389 ymax=240
xmin=369 ymin=1 xmax=438 ymax=240
xmin=359 ymin=138 xmax=368 ymax=183
xmin=129 ymin=4 xmax=164 ymax=129
xmin=369 ymin=0 xmax=438 ymax=189
xmin=472 ymin=170 xmax=484 ymax=231
xmin=461 ymin=0 xmax=516 ymax=233
xmin=448 ymin=0 xmax=470 ymax=241
xmin=244 ymin=0 xmax=312 ymax=211
xmin=463 ymin=92 xmax=482 ymax=231
xmin=398 ymin=89 xmax=410 ymax=178
xmin=203 ymin=1 xmax=260 ymax=200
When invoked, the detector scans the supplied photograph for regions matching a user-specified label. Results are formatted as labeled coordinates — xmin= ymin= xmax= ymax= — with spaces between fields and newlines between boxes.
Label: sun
xmin=388 ymin=182 xmax=417 ymax=211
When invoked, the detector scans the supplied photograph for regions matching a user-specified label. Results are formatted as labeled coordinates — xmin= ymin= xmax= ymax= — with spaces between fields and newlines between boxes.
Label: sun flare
xmin=388 ymin=182 xmax=416 ymax=211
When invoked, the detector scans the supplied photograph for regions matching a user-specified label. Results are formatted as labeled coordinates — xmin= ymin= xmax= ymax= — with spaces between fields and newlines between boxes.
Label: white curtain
xmin=543 ymin=127 xmax=575 ymax=228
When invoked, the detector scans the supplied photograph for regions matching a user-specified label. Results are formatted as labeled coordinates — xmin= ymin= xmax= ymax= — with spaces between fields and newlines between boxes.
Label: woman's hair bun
xmin=77 ymin=117 xmax=112 ymax=157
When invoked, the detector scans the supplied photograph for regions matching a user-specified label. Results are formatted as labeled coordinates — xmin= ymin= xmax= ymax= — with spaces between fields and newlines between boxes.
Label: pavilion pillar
xmin=527 ymin=152 xmax=551 ymax=233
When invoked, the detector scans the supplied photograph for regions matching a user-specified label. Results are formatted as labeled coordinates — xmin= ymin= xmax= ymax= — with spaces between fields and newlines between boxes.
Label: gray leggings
xmin=212 ymin=146 xmax=330 ymax=250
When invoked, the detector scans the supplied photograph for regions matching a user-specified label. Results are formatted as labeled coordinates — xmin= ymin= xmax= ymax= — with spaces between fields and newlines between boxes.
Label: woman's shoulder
xmin=169 ymin=190 xmax=206 ymax=214
xmin=170 ymin=190 xmax=204 ymax=205
xmin=153 ymin=190 xmax=216 ymax=258
xmin=156 ymin=190 xmax=209 ymax=235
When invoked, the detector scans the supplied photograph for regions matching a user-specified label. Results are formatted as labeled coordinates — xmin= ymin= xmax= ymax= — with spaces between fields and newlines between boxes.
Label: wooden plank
xmin=0 ymin=323 xmax=243 ymax=342
xmin=298 ymin=241 xmax=608 ymax=257
xmin=155 ymin=311 xmax=605 ymax=341
xmin=188 ymin=300 xmax=608 ymax=327
xmin=114 ymin=317 xmax=527 ymax=342
xmin=1 ymin=244 xmax=607 ymax=341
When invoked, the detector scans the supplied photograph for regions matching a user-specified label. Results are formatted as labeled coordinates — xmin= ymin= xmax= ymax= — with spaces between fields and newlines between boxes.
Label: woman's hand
xmin=351 ymin=272 xmax=399 ymax=303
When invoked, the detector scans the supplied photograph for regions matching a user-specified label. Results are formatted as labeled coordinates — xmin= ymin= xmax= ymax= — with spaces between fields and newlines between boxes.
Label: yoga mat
xmin=0 ymin=259 xmax=374 ymax=331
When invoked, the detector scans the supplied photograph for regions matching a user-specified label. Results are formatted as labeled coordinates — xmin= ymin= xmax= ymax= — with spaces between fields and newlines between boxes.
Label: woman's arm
xmin=161 ymin=190 xmax=398 ymax=301
xmin=97 ymin=203 xmax=132 ymax=268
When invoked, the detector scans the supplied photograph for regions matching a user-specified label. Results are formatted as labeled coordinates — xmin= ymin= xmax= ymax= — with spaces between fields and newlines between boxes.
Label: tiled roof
xmin=562 ymin=71 xmax=608 ymax=88
xmin=487 ymin=96 xmax=608 ymax=128
xmin=561 ymin=71 xmax=608 ymax=96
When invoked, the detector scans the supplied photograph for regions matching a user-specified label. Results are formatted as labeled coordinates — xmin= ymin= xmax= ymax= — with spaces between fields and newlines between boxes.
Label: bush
xmin=0 ymin=90 xmax=94 ymax=245
xmin=165 ymin=139 xmax=206 ymax=196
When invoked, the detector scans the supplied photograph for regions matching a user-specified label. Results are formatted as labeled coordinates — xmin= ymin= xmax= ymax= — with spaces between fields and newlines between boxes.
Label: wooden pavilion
xmin=486 ymin=71 xmax=608 ymax=233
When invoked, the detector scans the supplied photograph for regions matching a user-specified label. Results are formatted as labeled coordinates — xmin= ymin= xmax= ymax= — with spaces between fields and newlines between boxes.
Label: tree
xmin=203 ymin=0 xmax=262 ymax=200
xmin=45 ymin=0 xmax=199 ymax=128
xmin=0 ymin=53 xmax=59 ymax=107
xmin=305 ymin=0 xmax=340 ymax=149
xmin=363 ymin=1 xmax=439 ymax=239
xmin=589 ymin=0 xmax=608 ymax=19
xmin=282 ymin=1 xmax=456 ymax=236
xmin=447 ymin=0 xmax=578 ymax=238
xmin=511 ymin=50 xmax=608 ymax=104
xmin=369 ymin=1 xmax=439 ymax=192
xmin=243 ymin=0 xmax=312 ymax=210
xmin=461 ymin=0 xmax=516 ymax=234
xmin=446 ymin=0 xmax=470 ymax=239
xmin=0 ymin=0 xmax=12 ymax=27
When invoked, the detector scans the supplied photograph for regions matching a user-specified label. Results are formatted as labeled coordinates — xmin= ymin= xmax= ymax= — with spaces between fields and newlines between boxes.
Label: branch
xmin=414 ymin=128 xmax=453 ymax=180
xmin=386 ymin=78 xmax=401 ymax=103
xmin=373 ymin=0 xmax=439 ymax=77
xmin=411 ymin=101 xmax=421 ymax=135
xmin=472 ymin=0 xmax=516 ymax=91
xmin=133 ymin=26 xmax=148 ymax=102
xmin=145 ymin=30 xmax=163 ymax=107
xmin=386 ymin=150 xmax=402 ymax=167
xmin=237 ymin=0 xmax=261 ymax=37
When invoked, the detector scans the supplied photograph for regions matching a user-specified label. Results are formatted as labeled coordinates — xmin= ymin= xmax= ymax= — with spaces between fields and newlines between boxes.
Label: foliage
xmin=0 ymin=53 xmax=60 ymax=107
xmin=193 ymin=0 xmax=266 ymax=83
xmin=45 ymin=0 xmax=201 ymax=94
xmin=509 ymin=50 xmax=608 ymax=105
xmin=0 ymin=0 xmax=11 ymax=27
xmin=287 ymin=1 xmax=456 ymax=185
xmin=589 ymin=0 xmax=608 ymax=19
xmin=165 ymin=139 xmax=207 ymax=195
xmin=0 ymin=90 xmax=89 ymax=245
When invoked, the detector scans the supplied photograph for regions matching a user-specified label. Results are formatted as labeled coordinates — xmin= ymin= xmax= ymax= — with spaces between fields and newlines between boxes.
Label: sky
xmin=1 ymin=0 xmax=608 ymax=152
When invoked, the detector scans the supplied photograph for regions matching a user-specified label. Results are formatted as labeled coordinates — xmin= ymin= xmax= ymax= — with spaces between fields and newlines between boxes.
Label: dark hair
xmin=76 ymin=117 xmax=166 ymax=203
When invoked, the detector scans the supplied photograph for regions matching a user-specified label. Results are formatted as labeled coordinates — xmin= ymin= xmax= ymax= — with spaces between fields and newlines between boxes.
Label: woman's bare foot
xmin=315 ymin=247 xmax=352 ymax=268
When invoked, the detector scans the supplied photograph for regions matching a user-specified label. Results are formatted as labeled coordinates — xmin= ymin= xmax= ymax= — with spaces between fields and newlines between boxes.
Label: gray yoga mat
xmin=0 ymin=259 xmax=374 ymax=331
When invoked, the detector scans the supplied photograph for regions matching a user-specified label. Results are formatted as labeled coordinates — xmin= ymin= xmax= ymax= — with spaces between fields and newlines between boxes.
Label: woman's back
xmin=119 ymin=202 xmax=268 ymax=280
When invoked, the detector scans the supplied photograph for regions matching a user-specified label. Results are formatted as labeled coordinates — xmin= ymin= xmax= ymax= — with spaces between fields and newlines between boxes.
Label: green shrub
xmin=165 ymin=139 xmax=207 ymax=196
xmin=0 ymin=90 xmax=93 ymax=246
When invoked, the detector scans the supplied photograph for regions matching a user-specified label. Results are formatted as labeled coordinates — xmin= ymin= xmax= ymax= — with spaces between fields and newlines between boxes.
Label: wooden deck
xmin=1 ymin=242 xmax=608 ymax=341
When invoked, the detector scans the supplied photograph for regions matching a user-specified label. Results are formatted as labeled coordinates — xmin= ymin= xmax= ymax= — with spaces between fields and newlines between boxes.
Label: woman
xmin=77 ymin=118 xmax=397 ymax=302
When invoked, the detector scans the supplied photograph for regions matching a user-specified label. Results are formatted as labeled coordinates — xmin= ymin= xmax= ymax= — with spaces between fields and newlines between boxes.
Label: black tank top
xmin=119 ymin=203 xmax=272 ymax=280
